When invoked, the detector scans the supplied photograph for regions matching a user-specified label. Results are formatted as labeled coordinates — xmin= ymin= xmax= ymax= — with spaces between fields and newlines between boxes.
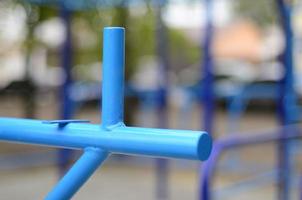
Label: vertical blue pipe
xmin=58 ymin=4 xmax=75 ymax=176
xmin=46 ymin=147 xmax=108 ymax=200
xmin=200 ymin=145 xmax=220 ymax=200
xmin=200 ymin=1 xmax=214 ymax=200
xmin=276 ymin=0 xmax=296 ymax=125
xmin=47 ymin=26 xmax=125 ymax=199
xmin=102 ymin=27 xmax=125 ymax=128
xmin=155 ymin=0 xmax=170 ymax=199
xmin=276 ymin=1 xmax=296 ymax=200
xmin=201 ymin=0 xmax=214 ymax=135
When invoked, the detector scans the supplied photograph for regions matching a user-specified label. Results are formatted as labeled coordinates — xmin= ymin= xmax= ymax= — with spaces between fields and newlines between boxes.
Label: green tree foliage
xmin=15 ymin=2 xmax=200 ymax=80
xmin=168 ymin=29 xmax=200 ymax=73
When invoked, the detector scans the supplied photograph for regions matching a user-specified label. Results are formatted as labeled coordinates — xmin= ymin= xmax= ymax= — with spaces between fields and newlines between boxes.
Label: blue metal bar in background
xmin=276 ymin=1 xmax=297 ymax=199
xmin=200 ymin=125 xmax=302 ymax=200
xmin=200 ymin=0 xmax=299 ymax=200
xmin=201 ymin=0 xmax=214 ymax=135
xmin=0 ymin=27 xmax=212 ymax=199
xmin=199 ymin=0 xmax=214 ymax=199
xmin=27 ymin=0 xmax=152 ymax=10
xmin=276 ymin=0 xmax=296 ymax=127
xmin=60 ymin=5 xmax=74 ymax=127
xmin=58 ymin=4 xmax=75 ymax=176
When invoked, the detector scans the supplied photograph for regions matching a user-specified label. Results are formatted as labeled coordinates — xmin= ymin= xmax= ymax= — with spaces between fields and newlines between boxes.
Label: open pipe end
xmin=197 ymin=133 xmax=212 ymax=161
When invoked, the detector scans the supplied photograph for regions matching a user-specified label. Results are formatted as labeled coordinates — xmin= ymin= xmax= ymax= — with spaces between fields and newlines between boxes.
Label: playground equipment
xmin=200 ymin=125 xmax=302 ymax=200
xmin=58 ymin=5 xmax=75 ymax=175
xmin=54 ymin=1 xmax=173 ymax=199
xmin=54 ymin=2 xmax=172 ymax=198
xmin=198 ymin=0 xmax=301 ymax=199
xmin=201 ymin=0 xmax=215 ymax=136
xmin=0 ymin=27 xmax=212 ymax=199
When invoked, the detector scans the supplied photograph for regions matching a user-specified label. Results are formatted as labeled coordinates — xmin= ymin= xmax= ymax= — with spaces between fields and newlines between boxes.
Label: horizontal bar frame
xmin=0 ymin=117 xmax=211 ymax=161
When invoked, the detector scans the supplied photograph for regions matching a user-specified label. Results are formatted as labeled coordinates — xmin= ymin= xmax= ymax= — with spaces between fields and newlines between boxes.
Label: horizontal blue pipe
xmin=0 ymin=118 xmax=211 ymax=161
xmin=46 ymin=147 xmax=108 ymax=200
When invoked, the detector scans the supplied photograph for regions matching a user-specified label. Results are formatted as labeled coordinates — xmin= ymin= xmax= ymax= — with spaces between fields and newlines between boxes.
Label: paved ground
xmin=1 ymin=159 xmax=299 ymax=200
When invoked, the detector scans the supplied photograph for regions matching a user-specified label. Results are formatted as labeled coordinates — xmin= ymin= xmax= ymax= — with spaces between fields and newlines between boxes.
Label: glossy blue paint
xmin=102 ymin=27 xmax=125 ymax=129
xmin=43 ymin=119 xmax=90 ymax=126
xmin=0 ymin=118 xmax=211 ymax=161
xmin=0 ymin=27 xmax=212 ymax=199
xmin=46 ymin=147 xmax=108 ymax=200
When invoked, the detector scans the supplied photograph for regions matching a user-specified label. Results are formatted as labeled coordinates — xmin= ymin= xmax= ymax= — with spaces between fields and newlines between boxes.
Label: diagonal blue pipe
xmin=46 ymin=147 xmax=108 ymax=200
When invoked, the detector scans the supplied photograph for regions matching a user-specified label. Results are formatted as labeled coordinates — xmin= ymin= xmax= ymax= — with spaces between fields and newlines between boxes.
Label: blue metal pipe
xmin=60 ymin=1 xmax=74 ymax=121
xmin=201 ymin=125 xmax=302 ymax=200
xmin=276 ymin=1 xmax=296 ymax=199
xmin=59 ymin=4 xmax=75 ymax=176
xmin=27 ymin=0 xmax=152 ymax=11
xmin=276 ymin=0 xmax=296 ymax=125
xmin=0 ymin=118 xmax=211 ymax=161
xmin=102 ymin=27 xmax=125 ymax=129
xmin=200 ymin=1 xmax=214 ymax=199
xmin=0 ymin=26 xmax=212 ymax=198
xmin=201 ymin=0 xmax=215 ymax=135
xmin=46 ymin=147 xmax=108 ymax=200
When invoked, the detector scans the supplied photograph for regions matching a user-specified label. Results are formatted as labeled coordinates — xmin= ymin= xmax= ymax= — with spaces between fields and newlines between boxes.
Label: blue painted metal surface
xmin=276 ymin=1 xmax=297 ymax=199
xmin=201 ymin=0 xmax=214 ymax=135
xmin=227 ymin=83 xmax=278 ymax=135
xmin=43 ymin=119 xmax=90 ymax=128
xmin=200 ymin=125 xmax=302 ymax=200
xmin=0 ymin=27 xmax=212 ymax=199
xmin=199 ymin=1 xmax=214 ymax=199
xmin=276 ymin=0 xmax=296 ymax=131
xmin=58 ymin=5 xmax=75 ymax=176
xmin=60 ymin=4 xmax=74 ymax=121
xmin=102 ymin=27 xmax=125 ymax=129
xmin=0 ymin=117 xmax=211 ymax=160
xmin=26 ymin=0 xmax=161 ymax=10
xmin=46 ymin=147 xmax=108 ymax=200
xmin=199 ymin=0 xmax=298 ymax=199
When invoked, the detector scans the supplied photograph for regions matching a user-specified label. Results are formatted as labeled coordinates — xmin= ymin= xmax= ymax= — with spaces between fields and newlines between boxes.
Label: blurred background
xmin=0 ymin=0 xmax=302 ymax=199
